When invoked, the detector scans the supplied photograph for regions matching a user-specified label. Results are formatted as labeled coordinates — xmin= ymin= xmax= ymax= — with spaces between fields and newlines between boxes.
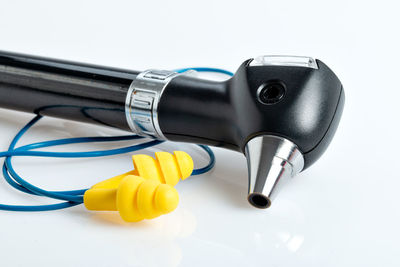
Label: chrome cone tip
xmin=245 ymin=135 xmax=304 ymax=209
xmin=247 ymin=193 xmax=272 ymax=209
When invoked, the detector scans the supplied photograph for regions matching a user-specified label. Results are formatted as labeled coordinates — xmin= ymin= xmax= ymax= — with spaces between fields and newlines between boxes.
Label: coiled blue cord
xmin=0 ymin=67 xmax=233 ymax=212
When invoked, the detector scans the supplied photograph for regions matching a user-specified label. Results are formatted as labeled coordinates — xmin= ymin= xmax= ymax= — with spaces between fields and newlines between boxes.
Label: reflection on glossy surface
xmin=0 ymin=105 xmax=400 ymax=267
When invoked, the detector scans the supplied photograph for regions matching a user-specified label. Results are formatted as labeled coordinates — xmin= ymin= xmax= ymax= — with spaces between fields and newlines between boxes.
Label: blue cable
xmin=0 ymin=67 xmax=233 ymax=212
xmin=175 ymin=67 xmax=234 ymax=77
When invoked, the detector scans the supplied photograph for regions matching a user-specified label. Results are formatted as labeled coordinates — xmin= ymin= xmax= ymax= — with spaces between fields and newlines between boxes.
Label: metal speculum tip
xmin=245 ymin=135 xmax=304 ymax=209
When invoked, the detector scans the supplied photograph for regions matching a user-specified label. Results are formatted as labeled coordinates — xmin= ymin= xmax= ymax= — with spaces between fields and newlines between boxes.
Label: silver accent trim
xmin=125 ymin=70 xmax=183 ymax=139
xmin=249 ymin=55 xmax=318 ymax=69
xmin=245 ymin=135 xmax=304 ymax=209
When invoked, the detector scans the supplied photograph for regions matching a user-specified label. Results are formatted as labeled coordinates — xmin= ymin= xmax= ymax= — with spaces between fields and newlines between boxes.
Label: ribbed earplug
xmin=84 ymin=175 xmax=179 ymax=222
xmin=133 ymin=151 xmax=194 ymax=186
xmin=91 ymin=151 xmax=194 ymax=189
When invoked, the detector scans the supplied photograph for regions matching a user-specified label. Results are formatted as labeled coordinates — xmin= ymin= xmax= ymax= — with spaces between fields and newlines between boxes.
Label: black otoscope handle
xmin=0 ymin=50 xmax=138 ymax=130
xmin=0 ymin=51 xmax=344 ymax=168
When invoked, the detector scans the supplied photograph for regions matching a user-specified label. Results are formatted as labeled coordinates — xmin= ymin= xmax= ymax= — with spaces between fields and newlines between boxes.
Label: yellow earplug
xmin=91 ymin=151 xmax=194 ymax=189
xmin=133 ymin=151 xmax=193 ymax=186
xmin=83 ymin=151 xmax=193 ymax=222
xmin=84 ymin=175 xmax=179 ymax=222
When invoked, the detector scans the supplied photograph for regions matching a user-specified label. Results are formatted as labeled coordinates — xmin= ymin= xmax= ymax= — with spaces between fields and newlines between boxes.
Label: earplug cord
xmin=0 ymin=67 xmax=232 ymax=212
xmin=175 ymin=67 xmax=234 ymax=76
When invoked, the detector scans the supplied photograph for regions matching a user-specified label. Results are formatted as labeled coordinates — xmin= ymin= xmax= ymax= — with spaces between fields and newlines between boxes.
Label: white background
xmin=0 ymin=0 xmax=399 ymax=266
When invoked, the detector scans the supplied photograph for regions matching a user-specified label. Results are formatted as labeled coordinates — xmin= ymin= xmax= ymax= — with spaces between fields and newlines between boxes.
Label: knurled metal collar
xmin=125 ymin=70 xmax=184 ymax=139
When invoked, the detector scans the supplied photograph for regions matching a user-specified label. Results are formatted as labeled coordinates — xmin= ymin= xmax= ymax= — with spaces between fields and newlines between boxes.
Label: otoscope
xmin=0 ymin=51 xmax=344 ymax=209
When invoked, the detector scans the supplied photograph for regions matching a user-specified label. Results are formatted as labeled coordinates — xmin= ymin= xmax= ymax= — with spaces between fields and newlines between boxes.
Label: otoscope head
xmin=232 ymin=56 xmax=345 ymax=208
xmin=153 ymin=55 xmax=344 ymax=208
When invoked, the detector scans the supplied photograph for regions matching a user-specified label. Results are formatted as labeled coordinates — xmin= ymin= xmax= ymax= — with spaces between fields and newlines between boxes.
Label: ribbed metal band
xmin=125 ymin=70 xmax=184 ymax=139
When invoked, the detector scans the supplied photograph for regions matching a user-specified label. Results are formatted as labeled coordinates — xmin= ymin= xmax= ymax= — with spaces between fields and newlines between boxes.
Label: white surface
xmin=0 ymin=0 xmax=399 ymax=266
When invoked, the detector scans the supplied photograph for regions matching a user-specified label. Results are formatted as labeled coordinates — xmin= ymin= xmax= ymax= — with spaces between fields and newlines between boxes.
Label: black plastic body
xmin=0 ymin=50 xmax=138 ymax=130
xmin=0 ymin=51 xmax=344 ymax=170
xmin=159 ymin=59 xmax=344 ymax=168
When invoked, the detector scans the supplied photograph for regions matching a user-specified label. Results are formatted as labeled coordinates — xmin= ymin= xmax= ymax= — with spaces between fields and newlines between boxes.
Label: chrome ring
xmin=125 ymin=70 xmax=184 ymax=139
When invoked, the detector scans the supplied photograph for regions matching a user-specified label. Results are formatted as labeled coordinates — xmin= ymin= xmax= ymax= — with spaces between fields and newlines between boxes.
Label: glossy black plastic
xmin=0 ymin=51 xmax=344 ymax=170
xmin=159 ymin=59 xmax=344 ymax=168
xmin=0 ymin=50 xmax=138 ymax=130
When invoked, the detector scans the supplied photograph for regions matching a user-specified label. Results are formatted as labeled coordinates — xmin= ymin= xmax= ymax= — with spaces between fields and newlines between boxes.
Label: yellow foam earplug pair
xmin=83 ymin=151 xmax=194 ymax=222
